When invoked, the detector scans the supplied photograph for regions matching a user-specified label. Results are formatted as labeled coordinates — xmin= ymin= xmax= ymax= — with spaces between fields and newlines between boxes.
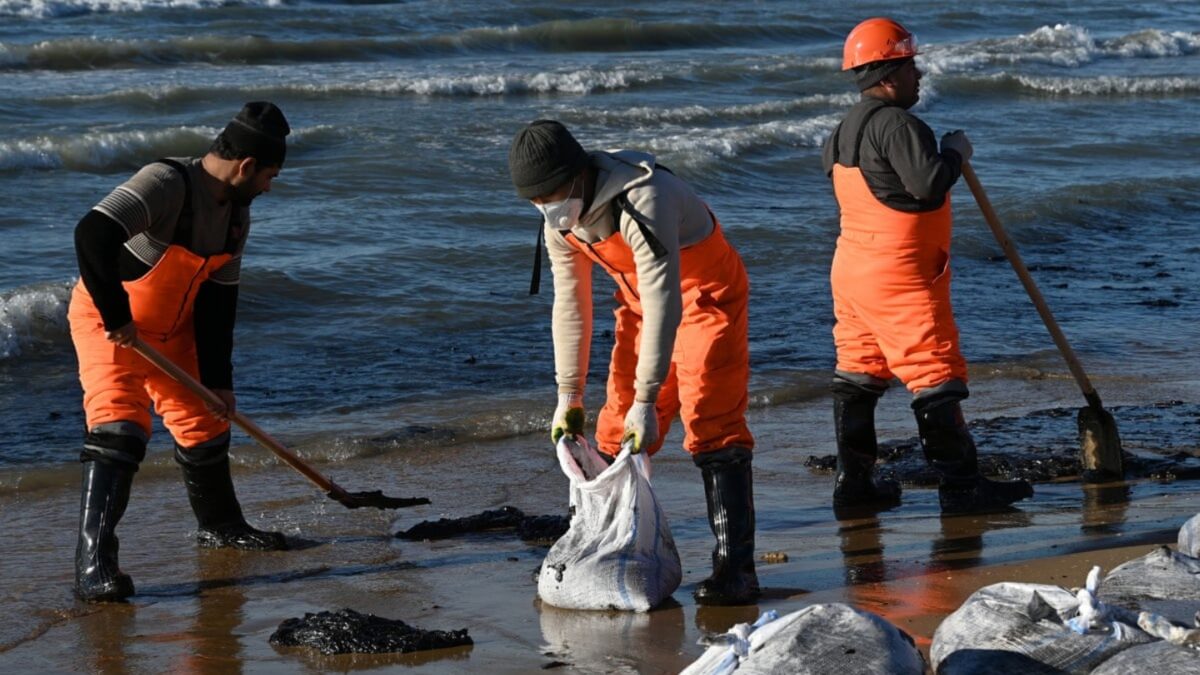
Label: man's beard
xmin=231 ymin=182 xmax=260 ymax=206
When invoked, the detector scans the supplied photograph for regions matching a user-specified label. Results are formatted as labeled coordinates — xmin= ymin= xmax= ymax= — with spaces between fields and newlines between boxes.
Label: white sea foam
xmin=0 ymin=282 xmax=71 ymax=359
xmin=0 ymin=126 xmax=219 ymax=171
xmin=647 ymin=114 xmax=843 ymax=169
xmin=577 ymin=93 xmax=858 ymax=125
xmin=1012 ymin=74 xmax=1200 ymax=96
xmin=312 ymin=66 xmax=667 ymax=97
xmin=920 ymin=24 xmax=1200 ymax=75
xmin=44 ymin=65 xmax=669 ymax=103
xmin=0 ymin=125 xmax=332 ymax=172
xmin=0 ymin=0 xmax=283 ymax=19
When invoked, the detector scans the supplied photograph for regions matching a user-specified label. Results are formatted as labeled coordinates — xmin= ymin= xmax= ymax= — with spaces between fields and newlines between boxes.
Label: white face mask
xmin=534 ymin=176 xmax=583 ymax=229
xmin=537 ymin=197 xmax=584 ymax=229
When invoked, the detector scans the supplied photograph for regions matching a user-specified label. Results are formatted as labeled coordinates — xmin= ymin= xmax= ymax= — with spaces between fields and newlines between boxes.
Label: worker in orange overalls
xmin=68 ymin=102 xmax=291 ymax=603
xmin=509 ymin=120 xmax=758 ymax=605
xmin=822 ymin=18 xmax=1033 ymax=513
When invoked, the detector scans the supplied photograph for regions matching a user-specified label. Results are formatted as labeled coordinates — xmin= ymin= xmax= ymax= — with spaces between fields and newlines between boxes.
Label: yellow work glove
xmin=621 ymin=400 xmax=658 ymax=454
xmin=551 ymin=392 xmax=585 ymax=443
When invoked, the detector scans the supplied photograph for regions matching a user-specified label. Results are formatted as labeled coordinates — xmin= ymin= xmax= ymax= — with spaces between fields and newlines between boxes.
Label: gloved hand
xmin=622 ymin=400 xmax=658 ymax=454
xmin=551 ymin=392 xmax=584 ymax=443
xmin=940 ymin=130 xmax=973 ymax=162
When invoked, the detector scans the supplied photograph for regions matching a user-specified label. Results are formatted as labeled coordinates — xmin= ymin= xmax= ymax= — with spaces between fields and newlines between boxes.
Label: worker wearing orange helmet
xmin=821 ymin=18 xmax=1032 ymax=513
xmin=509 ymin=120 xmax=758 ymax=605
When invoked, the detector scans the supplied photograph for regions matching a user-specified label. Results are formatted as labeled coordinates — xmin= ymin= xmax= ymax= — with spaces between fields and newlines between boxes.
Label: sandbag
xmin=536 ymin=437 xmax=681 ymax=611
xmin=1089 ymin=639 xmax=1200 ymax=674
xmin=1099 ymin=546 xmax=1200 ymax=626
xmin=931 ymin=581 xmax=1153 ymax=674
xmin=1179 ymin=514 xmax=1200 ymax=558
xmin=681 ymin=604 xmax=924 ymax=675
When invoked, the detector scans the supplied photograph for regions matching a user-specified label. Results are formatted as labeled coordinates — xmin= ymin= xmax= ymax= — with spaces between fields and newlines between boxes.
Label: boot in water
xmin=914 ymin=394 xmax=1033 ymax=514
xmin=176 ymin=443 xmax=287 ymax=551
xmin=75 ymin=459 xmax=136 ymax=602
xmin=693 ymin=447 xmax=761 ymax=606
xmin=831 ymin=383 xmax=900 ymax=510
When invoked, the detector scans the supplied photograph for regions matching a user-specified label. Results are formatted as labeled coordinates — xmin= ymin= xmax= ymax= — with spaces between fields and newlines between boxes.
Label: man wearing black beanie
xmin=67 ymin=102 xmax=292 ymax=603
xmin=821 ymin=19 xmax=1032 ymax=513
xmin=510 ymin=120 xmax=760 ymax=606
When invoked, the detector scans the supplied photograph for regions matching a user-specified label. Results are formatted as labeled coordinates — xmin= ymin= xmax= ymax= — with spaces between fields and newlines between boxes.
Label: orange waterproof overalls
xmin=69 ymin=237 xmax=233 ymax=448
xmin=830 ymin=155 xmax=967 ymax=393
xmin=567 ymin=215 xmax=754 ymax=457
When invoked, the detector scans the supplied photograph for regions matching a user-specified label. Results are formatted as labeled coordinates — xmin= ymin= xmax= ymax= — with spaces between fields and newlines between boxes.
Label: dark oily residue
xmin=396 ymin=506 xmax=569 ymax=544
xmin=269 ymin=608 xmax=472 ymax=655
xmin=804 ymin=402 xmax=1200 ymax=485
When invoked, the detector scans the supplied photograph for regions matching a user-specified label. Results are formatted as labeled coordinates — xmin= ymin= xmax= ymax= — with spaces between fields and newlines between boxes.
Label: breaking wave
xmin=647 ymin=114 xmax=842 ymax=170
xmin=0 ymin=0 xmax=284 ymax=19
xmin=920 ymin=24 xmax=1200 ymax=74
xmin=1008 ymin=74 xmax=1200 ymax=96
xmin=0 ymin=18 xmax=824 ymax=70
xmin=0 ymin=125 xmax=335 ymax=172
xmin=0 ymin=281 xmax=72 ymax=360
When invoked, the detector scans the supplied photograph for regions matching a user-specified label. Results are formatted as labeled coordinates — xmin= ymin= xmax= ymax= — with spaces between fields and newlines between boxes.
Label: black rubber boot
xmin=914 ymin=398 xmax=1033 ymax=514
xmin=75 ymin=459 xmax=136 ymax=602
xmin=831 ymin=384 xmax=901 ymax=510
xmin=176 ymin=445 xmax=287 ymax=551
xmin=693 ymin=447 xmax=761 ymax=606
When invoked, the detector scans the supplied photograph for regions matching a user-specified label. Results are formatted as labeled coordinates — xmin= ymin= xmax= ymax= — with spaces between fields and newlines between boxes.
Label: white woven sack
xmin=536 ymin=437 xmax=681 ymax=612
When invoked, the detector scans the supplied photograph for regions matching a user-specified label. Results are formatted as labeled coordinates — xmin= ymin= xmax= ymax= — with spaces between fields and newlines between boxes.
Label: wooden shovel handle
xmin=961 ymin=162 xmax=1103 ymax=409
xmin=131 ymin=337 xmax=342 ymax=495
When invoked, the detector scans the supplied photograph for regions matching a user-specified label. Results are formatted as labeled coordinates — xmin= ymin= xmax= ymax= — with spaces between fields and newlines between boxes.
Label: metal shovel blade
xmin=329 ymin=488 xmax=431 ymax=510
xmin=1078 ymin=404 xmax=1124 ymax=483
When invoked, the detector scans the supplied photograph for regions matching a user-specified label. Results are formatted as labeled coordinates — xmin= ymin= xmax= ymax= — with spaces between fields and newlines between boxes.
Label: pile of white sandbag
xmin=932 ymin=515 xmax=1200 ymax=674
xmin=681 ymin=604 xmax=925 ymax=675
xmin=536 ymin=438 xmax=681 ymax=612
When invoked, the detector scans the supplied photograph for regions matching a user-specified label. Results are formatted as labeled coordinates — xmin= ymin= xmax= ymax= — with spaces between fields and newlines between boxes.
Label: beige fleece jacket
xmin=545 ymin=150 xmax=715 ymax=403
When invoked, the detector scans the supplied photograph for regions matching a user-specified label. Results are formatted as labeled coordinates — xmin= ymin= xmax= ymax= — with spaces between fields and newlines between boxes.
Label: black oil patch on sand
xmin=396 ymin=506 xmax=569 ymax=545
xmin=269 ymin=608 xmax=472 ymax=655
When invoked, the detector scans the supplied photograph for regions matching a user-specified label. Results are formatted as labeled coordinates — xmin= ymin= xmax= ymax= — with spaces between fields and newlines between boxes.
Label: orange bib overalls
xmin=568 ymin=217 xmax=754 ymax=457
xmin=69 ymin=239 xmax=233 ymax=448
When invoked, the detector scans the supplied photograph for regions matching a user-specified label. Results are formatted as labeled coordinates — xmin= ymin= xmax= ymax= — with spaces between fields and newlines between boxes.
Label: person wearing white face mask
xmin=508 ymin=119 xmax=759 ymax=606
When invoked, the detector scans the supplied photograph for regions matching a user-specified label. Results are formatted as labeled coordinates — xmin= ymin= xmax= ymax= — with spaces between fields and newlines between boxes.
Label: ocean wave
xmin=1009 ymin=73 xmax=1200 ymax=96
xmin=0 ymin=0 xmax=284 ymax=19
xmin=646 ymin=114 xmax=842 ymax=170
xmin=920 ymin=24 xmax=1200 ymax=75
xmin=0 ymin=18 xmax=821 ymax=70
xmin=0 ymin=281 xmax=72 ymax=360
xmin=573 ymin=93 xmax=857 ymax=125
xmin=0 ymin=124 xmax=334 ymax=172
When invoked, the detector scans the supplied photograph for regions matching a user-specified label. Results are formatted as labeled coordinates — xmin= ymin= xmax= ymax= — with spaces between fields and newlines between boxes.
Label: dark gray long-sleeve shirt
xmin=821 ymin=95 xmax=963 ymax=212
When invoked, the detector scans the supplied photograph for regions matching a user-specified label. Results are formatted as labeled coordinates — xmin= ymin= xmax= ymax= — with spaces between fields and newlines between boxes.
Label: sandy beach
xmin=2 ymin=372 xmax=1197 ymax=673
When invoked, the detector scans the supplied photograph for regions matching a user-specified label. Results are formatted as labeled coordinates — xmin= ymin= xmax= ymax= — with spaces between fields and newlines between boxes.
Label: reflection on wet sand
xmin=693 ymin=603 xmax=762 ymax=636
xmin=1081 ymin=482 xmax=1132 ymax=535
xmin=78 ymin=602 xmax=135 ymax=675
xmin=539 ymin=600 xmax=685 ymax=673
xmin=173 ymin=550 xmax=248 ymax=675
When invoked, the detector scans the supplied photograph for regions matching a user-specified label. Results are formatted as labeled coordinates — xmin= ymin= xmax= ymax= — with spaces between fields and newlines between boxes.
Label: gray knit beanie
xmin=217 ymin=101 xmax=290 ymax=167
xmin=508 ymin=120 xmax=589 ymax=199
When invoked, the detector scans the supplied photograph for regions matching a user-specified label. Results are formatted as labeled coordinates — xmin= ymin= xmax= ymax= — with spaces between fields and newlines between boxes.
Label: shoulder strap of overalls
xmin=154 ymin=158 xmax=193 ymax=246
xmin=610 ymin=161 xmax=673 ymax=259
xmin=831 ymin=102 xmax=888 ymax=168
xmin=528 ymin=217 xmax=545 ymax=295
xmin=153 ymin=158 xmax=243 ymax=255
xmin=612 ymin=192 xmax=668 ymax=259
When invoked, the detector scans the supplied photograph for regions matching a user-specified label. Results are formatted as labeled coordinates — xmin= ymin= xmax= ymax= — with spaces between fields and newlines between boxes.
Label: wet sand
xmin=1 ymin=374 xmax=1198 ymax=673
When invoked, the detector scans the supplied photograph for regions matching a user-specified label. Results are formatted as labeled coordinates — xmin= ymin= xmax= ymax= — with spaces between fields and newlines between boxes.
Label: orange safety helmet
xmin=842 ymin=17 xmax=917 ymax=70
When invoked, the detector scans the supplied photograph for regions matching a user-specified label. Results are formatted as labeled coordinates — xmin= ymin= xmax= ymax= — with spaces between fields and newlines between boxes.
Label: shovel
xmin=132 ymin=337 xmax=430 ymax=509
xmin=961 ymin=161 xmax=1124 ymax=482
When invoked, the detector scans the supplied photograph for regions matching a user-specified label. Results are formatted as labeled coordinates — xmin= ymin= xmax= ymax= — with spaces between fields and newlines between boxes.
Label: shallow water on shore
xmin=2 ymin=377 xmax=1197 ymax=672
